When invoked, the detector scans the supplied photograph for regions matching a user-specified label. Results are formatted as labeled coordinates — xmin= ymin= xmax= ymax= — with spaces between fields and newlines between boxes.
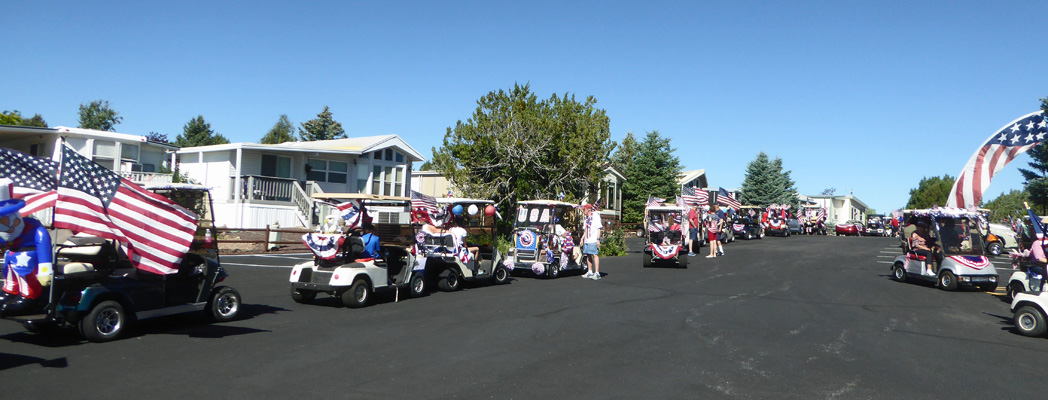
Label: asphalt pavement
xmin=0 ymin=235 xmax=1042 ymax=399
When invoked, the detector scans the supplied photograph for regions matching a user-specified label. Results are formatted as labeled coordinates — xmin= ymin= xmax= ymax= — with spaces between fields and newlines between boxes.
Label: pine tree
xmin=621 ymin=131 xmax=682 ymax=223
xmin=175 ymin=116 xmax=230 ymax=147
xmin=740 ymin=152 xmax=797 ymax=206
xmin=1019 ymin=97 xmax=1048 ymax=214
xmin=298 ymin=106 xmax=345 ymax=141
xmin=261 ymin=114 xmax=295 ymax=144
xmin=610 ymin=132 xmax=638 ymax=174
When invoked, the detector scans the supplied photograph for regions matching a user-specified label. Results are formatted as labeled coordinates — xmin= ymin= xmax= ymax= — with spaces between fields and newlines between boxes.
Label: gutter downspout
xmin=234 ymin=147 xmax=243 ymax=228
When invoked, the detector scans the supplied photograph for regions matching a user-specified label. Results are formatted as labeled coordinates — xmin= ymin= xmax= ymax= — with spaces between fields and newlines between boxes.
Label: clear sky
xmin=4 ymin=1 xmax=1047 ymax=213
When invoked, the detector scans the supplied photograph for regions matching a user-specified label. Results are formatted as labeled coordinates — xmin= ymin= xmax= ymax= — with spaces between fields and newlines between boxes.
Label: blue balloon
xmin=452 ymin=205 xmax=464 ymax=215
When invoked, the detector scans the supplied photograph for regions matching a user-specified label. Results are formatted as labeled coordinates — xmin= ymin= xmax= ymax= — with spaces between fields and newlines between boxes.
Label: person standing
xmin=688 ymin=203 xmax=700 ymax=256
xmin=715 ymin=205 xmax=728 ymax=256
xmin=706 ymin=204 xmax=721 ymax=258
xmin=580 ymin=204 xmax=603 ymax=280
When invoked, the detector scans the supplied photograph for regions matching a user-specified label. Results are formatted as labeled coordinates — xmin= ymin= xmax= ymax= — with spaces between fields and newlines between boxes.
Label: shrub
xmin=599 ymin=227 xmax=629 ymax=257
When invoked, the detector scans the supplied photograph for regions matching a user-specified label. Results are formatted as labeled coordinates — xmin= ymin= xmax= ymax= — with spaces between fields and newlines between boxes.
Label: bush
xmin=599 ymin=228 xmax=629 ymax=257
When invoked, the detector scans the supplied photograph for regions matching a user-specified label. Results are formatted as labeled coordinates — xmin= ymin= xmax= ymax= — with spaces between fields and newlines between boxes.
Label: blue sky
xmin=4 ymin=1 xmax=1047 ymax=213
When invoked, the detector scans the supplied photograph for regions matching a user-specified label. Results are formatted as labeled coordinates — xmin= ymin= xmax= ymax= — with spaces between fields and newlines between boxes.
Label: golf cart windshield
xmin=516 ymin=204 xmax=564 ymax=230
xmin=934 ymin=217 xmax=986 ymax=256
xmin=647 ymin=210 xmax=683 ymax=231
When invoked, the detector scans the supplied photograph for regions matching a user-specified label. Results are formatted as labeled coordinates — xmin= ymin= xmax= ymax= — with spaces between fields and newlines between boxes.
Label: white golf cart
xmin=1012 ymin=291 xmax=1048 ymax=337
xmin=890 ymin=208 xmax=999 ymax=291
xmin=642 ymin=204 xmax=689 ymax=268
xmin=416 ymin=198 xmax=511 ymax=292
xmin=288 ymin=194 xmax=425 ymax=308
xmin=506 ymin=200 xmax=584 ymax=279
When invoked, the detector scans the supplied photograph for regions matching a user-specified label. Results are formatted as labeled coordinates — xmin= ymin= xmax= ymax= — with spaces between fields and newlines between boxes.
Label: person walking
xmin=716 ymin=205 xmax=728 ymax=256
xmin=706 ymin=204 xmax=721 ymax=258
xmin=688 ymin=203 xmax=700 ymax=256
xmin=580 ymin=204 xmax=603 ymax=280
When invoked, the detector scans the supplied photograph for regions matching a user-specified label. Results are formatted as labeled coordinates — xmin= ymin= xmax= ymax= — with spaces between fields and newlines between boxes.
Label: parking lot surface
xmin=0 ymin=236 xmax=1040 ymax=399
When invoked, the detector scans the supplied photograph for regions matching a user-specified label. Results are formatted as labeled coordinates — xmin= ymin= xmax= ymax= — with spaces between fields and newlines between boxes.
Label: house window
xmin=395 ymin=152 xmax=404 ymax=162
xmin=142 ymin=164 xmax=156 ymax=173
xmin=261 ymin=154 xmax=291 ymax=178
xmin=383 ymin=166 xmax=394 ymax=195
xmin=357 ymin=166 xmax=369 ymax=193
xmin=393 ymin=167 xmax=403 ymax=196
xmin=385 ymin=149 xmax=393 ymax=161
xmin=373 ymin=151 xmax=382 ymax=160
xmin=121 ymin=144 xmax=139 ymax=161
xmin=306 ymin=159 xmax=327 ymax=181
xmin=372 ymin=166 xmax=382 ymax=194
xmin=92 ymin=157 xmax=115 ymax=170
xmin=328 ymin=161 xmax=348 ymax=184
xmin=29 ymin=144 xmax=39 ymax=157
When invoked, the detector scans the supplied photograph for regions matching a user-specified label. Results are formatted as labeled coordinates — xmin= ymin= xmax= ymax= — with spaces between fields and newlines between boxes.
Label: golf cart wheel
xmin=80 ymin=300 xmax=126 ymax=343
xmin=1007 ymin=282 xmax=1025 ymax=302
xmin=892 ymin=263 xmax=906 ymax=282
xmin=290 ymin=287 xmax=316 ymax=304
xmin=437 ymin=268 xmax=461 ymax=292
xmin=938 ymin=271 xmax=958 ymax=291
xmin=410 ymin=273 xmax=427 ymax=296
xmin=988 ymin=242 xmax=1003 ymax=256
xmin=547 ymin=263 xmax=560 ymax=279
xmin=342 ymin=279 xmax=371 ymax=307
xmin=643 ymin=256 xmax=653 ymax=268
xmin=679 ymin=254 xmax=688 ymax=269
xmin=208 ymin=287 xmax=241 ymax=322
xmin=1015 ymin=305 xmax=1048 ymax=337
xmin=492 ymin=266 xmax=510 ymax=285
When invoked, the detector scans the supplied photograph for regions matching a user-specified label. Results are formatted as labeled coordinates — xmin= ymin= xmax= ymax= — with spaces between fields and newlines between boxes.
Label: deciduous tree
xmin=175 ymin=116 xmax=229 ymax=147
xmin=298 ymin=106 xmax=345 ymax=141
xmin=905 ymin=175 xmax=955 ymax=209
xmin=78 ymin=100 xmax=122 ymax=131
xmin=982 ymin=189 xmax=1029 ymax=222
xmin=261 ymin=114 xmax=295 ymax=144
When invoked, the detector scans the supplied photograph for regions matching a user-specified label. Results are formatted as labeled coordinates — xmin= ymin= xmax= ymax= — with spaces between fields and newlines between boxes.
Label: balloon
xmin=485 ymin=205 xmax=496 ymax=216
xmin=467 ymin=204 xmax=479 ymax=215
xmin=452 ymin=205 xmax=464 ymax=215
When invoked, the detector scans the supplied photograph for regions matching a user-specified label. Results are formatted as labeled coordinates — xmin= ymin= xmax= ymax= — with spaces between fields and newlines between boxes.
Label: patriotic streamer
xmin=947 ymin=255 xmax=990 ymax=270
xmin=302 ymin=233 xmax=346 ymax=260
xmin=649 ymin=243 xmax=681 ymax=260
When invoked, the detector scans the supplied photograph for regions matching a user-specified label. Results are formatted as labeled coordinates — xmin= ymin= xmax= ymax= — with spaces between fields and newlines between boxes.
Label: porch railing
xmin=118 ymin=171 xmax=173 ymax=184
xmin=232 ymin=175 xmax=297 ymax=202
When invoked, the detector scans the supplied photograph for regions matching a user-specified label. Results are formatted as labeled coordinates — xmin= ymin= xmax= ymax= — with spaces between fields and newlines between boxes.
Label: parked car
xmin=419 ymin=198 xmax=512 ymax=291
xmin=835 ymin=220 xmax=863 ymax=236
xmin=642 ymin=205 xmax=690 ymax=268
xmin=5 ymin=184 xmax=242 ymax=342
xmin=289 ymin=194 xmax=426 ymax=308
xmin=506 ymin=200 xmax=585 ymax=278
xmin=788 ymin=217 xmax=802 ymax=235
xmin=890 ymin=208 xmax=998 ymax=291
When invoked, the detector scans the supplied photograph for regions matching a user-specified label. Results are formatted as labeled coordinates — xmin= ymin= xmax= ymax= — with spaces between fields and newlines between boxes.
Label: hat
xmin=581 ymin=203 xmax=593 ymax=210
xmin=915 ymin=220 xmax=927 ymax=227
xmin=0 ymin=178 xmax=24 ymax=216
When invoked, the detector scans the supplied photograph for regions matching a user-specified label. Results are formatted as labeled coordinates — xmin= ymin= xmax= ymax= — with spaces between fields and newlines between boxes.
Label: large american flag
xmin=0 ymin=147 xmax=58 ymax=216
xmin=717 ymin=187 xmax=741 ymax=210
xmin=411 ymin=190 xmax=438 ymax=213
xmin=54 ymin=145 xmax=197 ymax=275
xmin=681 ymin=186 xmax=707 ymax=206
xmin=646 ymin=196 xmax=665 ymax=208
xmin=948 ymin=111 xmax=1047 ymax=209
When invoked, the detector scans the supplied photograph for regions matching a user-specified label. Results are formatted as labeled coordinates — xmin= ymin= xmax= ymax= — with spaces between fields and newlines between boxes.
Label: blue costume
xmin=0 ymin=198 xmax=54 ymax=316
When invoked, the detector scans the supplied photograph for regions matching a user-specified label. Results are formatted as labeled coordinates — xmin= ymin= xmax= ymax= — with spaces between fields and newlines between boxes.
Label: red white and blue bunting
xmin=948 ymin=255 xmax=990 ymax=270
xmin=302 ymin=233 xmax=345 ymax=260
xmin=649 ymin=243 xmax=681 ymax=260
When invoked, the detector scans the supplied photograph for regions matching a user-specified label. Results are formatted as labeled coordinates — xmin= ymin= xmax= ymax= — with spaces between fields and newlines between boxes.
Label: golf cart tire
xmin=679 ymin=254 xmax=688 ymax=269
xmin=410 ymin=273 xmax=427 ymax=297
xmin=892 ymin=263 xmax=906 ymax=282
xmin=547 ymin=263 xmax=560 ymax=279
xmin=938 ymin=271 xmax=958 ymax=291
xmin=80 ymin=300 xmax=127 ymax=343
xmin=1007 ymin=282 xmax=1025 ymax=302
xmin=291 ymin=287 xmax=316 ymax=304
xmin=492 ymin=266 xmax=510 ymax=285
xmin=207 ymin=286 xmax=241 ymax=322
xmin=988 ymin=242 xmax=1003 ymax=256
xmin=1015 ymin=305 xmax=1048 ymax=337
xmin=643 ymin=256 xmax=653 ymax=268
xmin=342 ymin=279 xmax=371 ymax=308
xmin=437 ymin=268 xmax=461 ymax=292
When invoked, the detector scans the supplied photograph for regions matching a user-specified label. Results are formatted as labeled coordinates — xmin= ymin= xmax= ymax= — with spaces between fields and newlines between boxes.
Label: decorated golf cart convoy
xmin=890 ymin=208 xmax=998 ymax=291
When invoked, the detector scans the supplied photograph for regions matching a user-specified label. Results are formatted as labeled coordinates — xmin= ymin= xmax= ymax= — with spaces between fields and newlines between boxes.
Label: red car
xmin=835 ymin=221 xmax=863 ymax=236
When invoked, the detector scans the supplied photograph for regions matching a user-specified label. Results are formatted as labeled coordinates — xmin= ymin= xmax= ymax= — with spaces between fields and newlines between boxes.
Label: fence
xmin=216 ymin=225 xmax=312 ymax=252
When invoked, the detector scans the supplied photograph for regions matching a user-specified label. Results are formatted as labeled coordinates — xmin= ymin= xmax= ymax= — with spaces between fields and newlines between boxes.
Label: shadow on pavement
xmin=0 ymin=353 xmax=68 ymax=371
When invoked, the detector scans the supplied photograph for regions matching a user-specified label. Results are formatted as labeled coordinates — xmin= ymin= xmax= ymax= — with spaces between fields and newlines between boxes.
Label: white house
xmin=598 ymin=164 xmax=626 ymax=227
xmin=176 ymin=135 xmax=423 ymax=229
xmin=678 ymin=169 xmax=708 ymax=193
xmin=806 ymin=194 xmax=869 ymax=224
xmin=411 ymin=170 xmax=454 ymax=198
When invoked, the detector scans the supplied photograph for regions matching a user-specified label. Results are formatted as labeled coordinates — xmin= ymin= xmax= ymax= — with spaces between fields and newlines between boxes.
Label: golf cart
xmin=1011 ymin=291 xmax=1048 ymax=337
xmin=416 ymin=198 xmax=511 ymax=291
xmin=289 ymin=194 xmax=425 ymax=308
xmin=506 ymin=200 xmax=584 ymax=278
xmin=732 ymin=206 xmax=764 ymax=240
xmin=865 ymin=215 xmax=888 ymax=237
xmin=642 ymin=205 xmax=690 ymax=268
xmin=765 ymin=206 xmax=791 ymax=237
xmin=6 ymin=184 xmax=241 ymax=342
xmin=890 ymin=208 xmax=999 ymax=291
xmin=800 ymin=205 xmax=827 ymax=235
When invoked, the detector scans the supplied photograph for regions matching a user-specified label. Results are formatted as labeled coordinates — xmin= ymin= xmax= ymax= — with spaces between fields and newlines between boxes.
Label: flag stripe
xmin=948 ymin=111 xmax=1046 ymax=209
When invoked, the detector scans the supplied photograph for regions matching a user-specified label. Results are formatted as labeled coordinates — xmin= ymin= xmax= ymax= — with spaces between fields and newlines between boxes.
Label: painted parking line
xmin=221 ymin=262 xmax=294 ymax=269
xmin=876 ymin=261 xmax=894 ymax=264
xmin=877 ymin=255 xmax=895 ymax=258
xmin=879 ymin=251 xmax=898 ymax=254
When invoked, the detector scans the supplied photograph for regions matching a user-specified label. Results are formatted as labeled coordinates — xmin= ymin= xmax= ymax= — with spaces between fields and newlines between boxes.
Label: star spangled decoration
xmin=947 ymin=111 xmax=1048 ymax=209
xmin=59 ymin=145 xmax=120 ymax=206
xmin=0 ymin=147 xmax=58 ymax=192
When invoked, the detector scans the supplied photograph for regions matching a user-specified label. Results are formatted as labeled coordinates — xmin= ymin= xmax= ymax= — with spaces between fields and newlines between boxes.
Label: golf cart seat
xmin=56 ymin=235 xmax=120 ymax=275
xmin=422 ymin=232 xmax=456 ymax=253
xmin=906 ymin=253 xmax=927 ymax=261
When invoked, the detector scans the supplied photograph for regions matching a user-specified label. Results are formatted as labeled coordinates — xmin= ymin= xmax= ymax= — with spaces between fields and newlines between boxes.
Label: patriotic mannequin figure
xmin=0 ymin=178 xmax=53 ymax=316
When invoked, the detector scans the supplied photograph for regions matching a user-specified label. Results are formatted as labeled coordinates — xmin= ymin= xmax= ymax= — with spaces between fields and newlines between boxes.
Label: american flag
xmin=681 ymin=186 xmax=707 ymax=206
xmin=336 ymin=199 xmax=365 ymax=230
xmin=717 ymin=187 xmax=741 ymax=210
xmin=948 ymin=111 xmax=1047 ymax=209
xmin=817 ymin=207 xmax=826 ymax=221
xmin=646 ymin=196 xmax=665 ymax=208
xmin=53 ymin=145 xmax=197 ymax=275
xmin=1027 ymin=207 xmax=1046 ymax=240
xmin=0 ymin=147 xmax=58 ymax=216
xmin=411 ymin=190 xmax=438 ymax=213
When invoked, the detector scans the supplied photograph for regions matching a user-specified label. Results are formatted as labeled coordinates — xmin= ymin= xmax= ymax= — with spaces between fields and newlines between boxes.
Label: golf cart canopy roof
xmin=646 ymin=205 xmax=687 ymax=212
xmin=907 ymin=207 xmax=984 ymax=219
xmin=143 ymin=183 xmax=212 ymax=191
xmin=739 ymin=205 xmax=762 ymax=209
xmin=311 ymin=193 xmax=410 ymax=202
xmin=437 ymin=197 xmax=495 ymax=205
xmin=517 ymin=200 xmax=577 ymax=207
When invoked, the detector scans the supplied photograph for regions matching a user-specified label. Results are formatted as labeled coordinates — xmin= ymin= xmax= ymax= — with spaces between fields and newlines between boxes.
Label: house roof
xmin=176 ymin=135 xmax=425 ymax=162
xmin=807 ymin=194 xmax=869 ymax=209
xmin=678 ymin=169 xmax=706 ymax=185
xmin=602 ymin=163 xmax=626 ymax=180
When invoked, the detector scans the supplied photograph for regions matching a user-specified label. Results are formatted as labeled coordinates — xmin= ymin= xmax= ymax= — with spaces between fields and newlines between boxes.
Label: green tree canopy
xmin=905 ymin=175 xmax=955 ymax=209
xmin=417 ymin=160 xmax=435 ymax=170
xmin=146 ymin=131 xmax=169 ymax=143
xmin=610 ymin=131 xmax=638 ymax=174
xmin=1018 ymin=97 xmax=1048 ymax=214
xmin=298 ymin=106 xmax=345 ymax=141
xmin=620 ymin=131 xmax=683 ymax=223
xmin=175 ymin=116 xmax=229 ymax=147
xmin=78 ymin=100 xmax=122 ymax=131
xmin=431 ymin=83 xmax=613 ymax=224
xmin=1 ymin=110 xmax=47 ymax=127
xmin=261 ymin=114 xmax=295 ymax=144
xmin=739 ymin=152 xmax=798 ymax=207
xmin=982 ymin=189 xmax=1029 ymax=222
